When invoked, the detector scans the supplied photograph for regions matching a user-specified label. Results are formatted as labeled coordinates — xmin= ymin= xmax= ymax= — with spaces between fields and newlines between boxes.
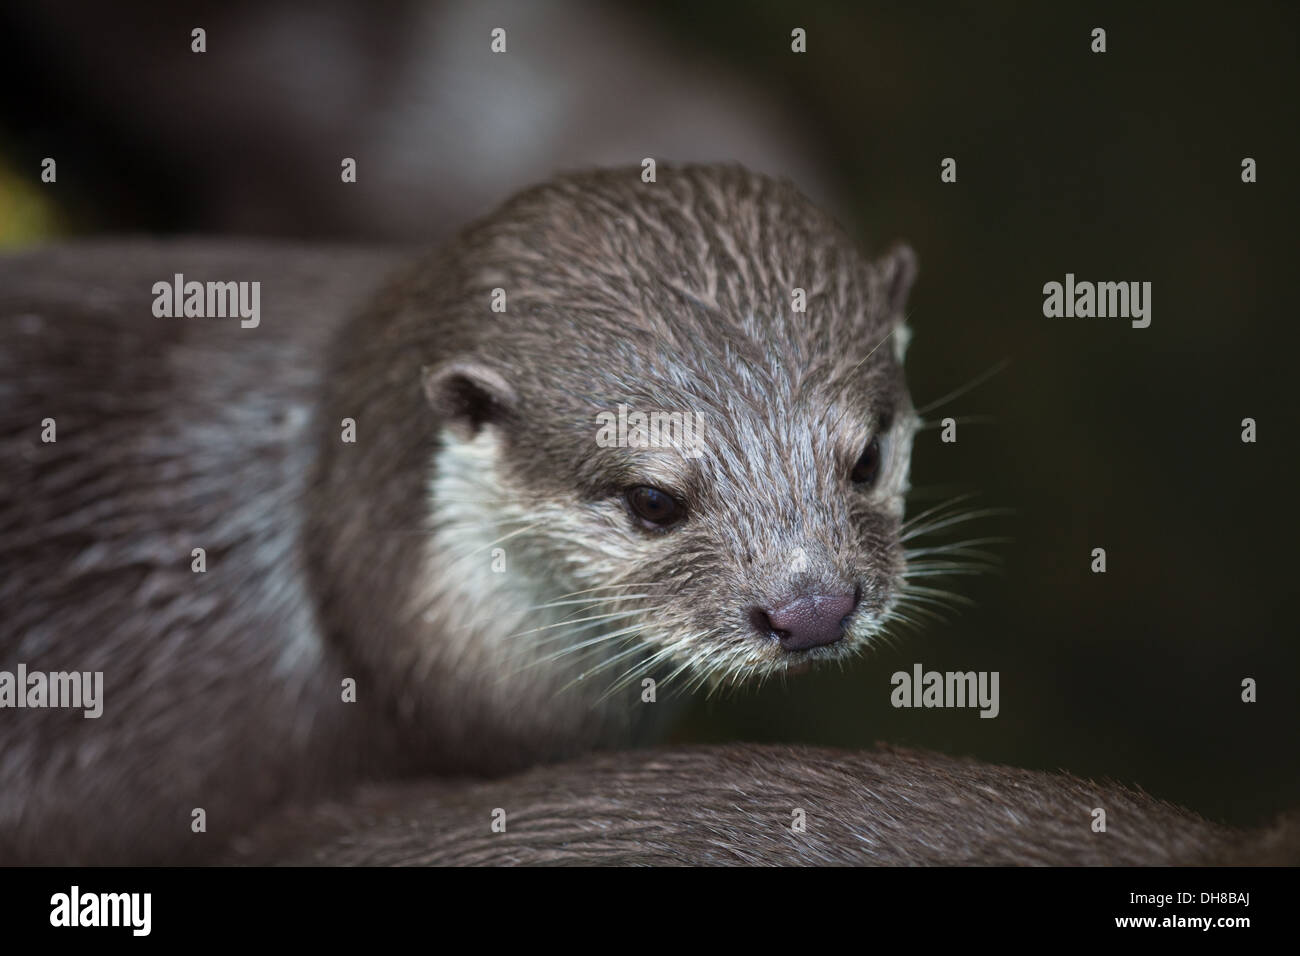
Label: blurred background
xmin=1 ymin=0 xmax=1295 ymax=827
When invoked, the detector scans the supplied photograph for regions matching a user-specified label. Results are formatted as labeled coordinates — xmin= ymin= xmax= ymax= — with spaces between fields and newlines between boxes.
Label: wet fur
xmin=1 ymin=166 xmax=918 ymax=863
xmin=305 ymin=166 xmax=921 ymax=773
xmin=0 ymin=241 xmax=415 ymax=864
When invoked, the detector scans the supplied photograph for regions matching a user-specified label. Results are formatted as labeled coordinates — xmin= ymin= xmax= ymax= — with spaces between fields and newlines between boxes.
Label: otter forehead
xmin=453 ymin=164 xmax=908 ymax=371
xmin=447 ymin=164 xmax=914 ymax=473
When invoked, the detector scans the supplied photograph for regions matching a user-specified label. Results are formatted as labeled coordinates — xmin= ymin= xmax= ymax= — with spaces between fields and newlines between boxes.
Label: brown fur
xmin=1 ymin=165 xmax=919 ymax=863
xmin=229 ymin=744 xmax=1268 ymax=866
xmin=0 ymin=240 xmax=405 ymax=864
xmin=305 ymin=165 xmax=920 ymax=768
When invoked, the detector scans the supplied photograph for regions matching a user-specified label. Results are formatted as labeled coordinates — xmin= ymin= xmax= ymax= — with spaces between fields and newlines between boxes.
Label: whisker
xmin=903 ymin=567 xmax=995 ymax=578
xmin=534 ymin=623 xmax=650 ymax=669
xmin=914 ymin=356 xmax=1011 ymax=415
xmin=556 ymin=638 xmax=662 ymax=696
xmin=904 ymin=537 xmax=1010 ymax=559
xmin=902 ymin=492 xmax=981 ymax=531
xmin=541 ymin=582 xmax=659 ymax=602
xmin=601 ymin=641 xmax=687 ymax=700
xmin=523 ymin=594 xmax=649 ymax=613
xmin=506 ymin=607 xmax=645 ymax=641
xmin=902 ymin=507 xmax=1014 ymax=542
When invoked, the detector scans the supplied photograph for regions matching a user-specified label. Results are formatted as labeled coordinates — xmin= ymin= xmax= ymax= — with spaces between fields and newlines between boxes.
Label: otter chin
xmin=2 ymin=163 xmax=929 ymax=863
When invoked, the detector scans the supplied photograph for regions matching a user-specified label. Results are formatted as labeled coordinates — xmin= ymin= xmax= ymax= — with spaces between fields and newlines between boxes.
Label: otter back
xmin=0 ymin=240 xmax=406 ymax=863
xmin=227 ymin=744 xmax=1280 ymax=866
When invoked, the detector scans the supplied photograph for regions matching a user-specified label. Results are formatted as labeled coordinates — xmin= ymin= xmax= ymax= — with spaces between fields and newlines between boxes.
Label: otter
xmin=0 ymin=165 xmax=922 ymax=864
xmin=228 ymin=744 xmax=1292 ymax=866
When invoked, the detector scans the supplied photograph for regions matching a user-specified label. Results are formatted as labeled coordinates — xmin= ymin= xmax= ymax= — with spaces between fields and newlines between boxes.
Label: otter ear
xmin=876 ymin=242 xmax=918 ymax=319
xmin=875 ymin=243 xmax=917 ymax=364
xmin=421 ymin=361 xmax=517 ymax=439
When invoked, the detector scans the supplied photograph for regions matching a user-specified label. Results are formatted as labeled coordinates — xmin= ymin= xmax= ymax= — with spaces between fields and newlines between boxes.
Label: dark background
xmin=1 ymin=1 xmax=1295 ymax=826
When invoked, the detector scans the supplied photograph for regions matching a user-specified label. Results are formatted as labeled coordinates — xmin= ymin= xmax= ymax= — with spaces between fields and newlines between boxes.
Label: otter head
xmin=414 ymin=165 xmax=920 ymax=707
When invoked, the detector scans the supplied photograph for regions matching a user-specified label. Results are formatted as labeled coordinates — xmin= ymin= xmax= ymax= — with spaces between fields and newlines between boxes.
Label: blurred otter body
xmin=231 ymin=744 xmax=1283 ymax=866
xmin=0 ymin=241 xmax=404 ymax=864
xmin=0 ymin=165 xmax=920 ymax=863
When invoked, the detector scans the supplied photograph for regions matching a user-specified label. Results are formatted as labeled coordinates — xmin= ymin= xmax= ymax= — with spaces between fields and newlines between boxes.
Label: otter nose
xmin=752 ymin=592 xmax=857 ymax=652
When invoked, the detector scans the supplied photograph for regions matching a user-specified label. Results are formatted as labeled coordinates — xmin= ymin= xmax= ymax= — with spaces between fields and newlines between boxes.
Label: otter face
xmin=419 ymin=166 xmax=932 ymax=699
xmin=576 ymin=393 xmax=920 ymax=689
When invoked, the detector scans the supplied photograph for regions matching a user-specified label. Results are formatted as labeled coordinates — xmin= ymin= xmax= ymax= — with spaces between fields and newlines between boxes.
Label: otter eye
xmin=626 ymin=485 xmax=685 ymax=528
xmin=851 ymin=437 xmax=883 ymax=486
